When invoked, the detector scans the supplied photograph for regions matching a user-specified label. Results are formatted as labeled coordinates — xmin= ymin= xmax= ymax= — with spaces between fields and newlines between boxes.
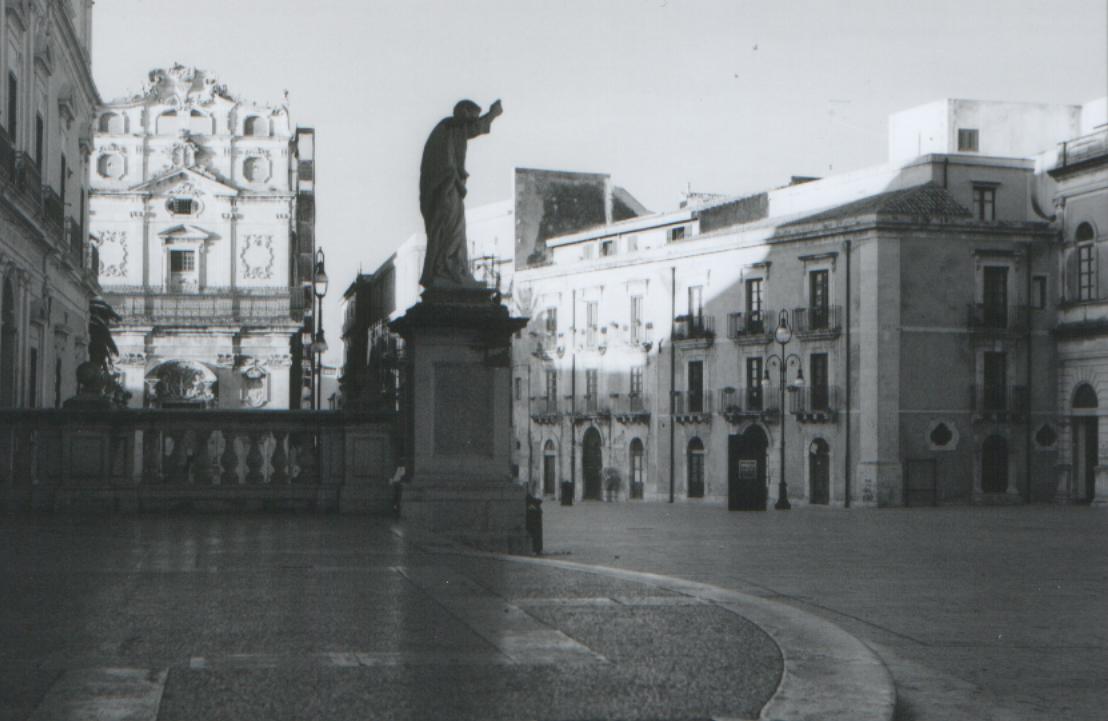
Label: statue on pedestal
xmin=419 ymin=99 xmax=503 ymax=289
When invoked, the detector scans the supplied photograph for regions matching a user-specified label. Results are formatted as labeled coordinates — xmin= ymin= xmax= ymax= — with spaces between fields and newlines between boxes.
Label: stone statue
xmin=419 ymin=99 xmax=503 ymax=289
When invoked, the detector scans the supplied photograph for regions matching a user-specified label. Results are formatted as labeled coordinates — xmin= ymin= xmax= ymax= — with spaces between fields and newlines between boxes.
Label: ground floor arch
xmin=1071 ymin=382 xmax=1099 ymax=503
xmin=582 ymin=426 xmax=603 ymax=500
xmin=729 ymin=424 xmax=768 ymax=511
xmin=542 ymin=439 xmax=558 ymax=497
xmin=981 ymin=434 xmax=1009 ymax=494
xmin=809 ymin=437 xmax=830 ymax=505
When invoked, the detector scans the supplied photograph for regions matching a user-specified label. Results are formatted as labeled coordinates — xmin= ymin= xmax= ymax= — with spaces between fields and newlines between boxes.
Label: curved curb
xmin=399 ymin=530 xmax=896 ymax=721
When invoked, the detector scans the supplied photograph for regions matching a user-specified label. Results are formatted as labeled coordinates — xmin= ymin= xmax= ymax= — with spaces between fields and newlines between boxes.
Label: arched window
xmin=1073 ymin=383 xmax=1098 ymax=409
xmin=156 ymin=110 xmax=177 ymax=135
xmin=189 ymin=110 xmax=213 ymax=135
xmin=243 ymin=115 xmax=268 ymax=137
xmin=98 ymin=112 xmax=125 ymax=134
xmin=687 ymin=437 xmax=705 ymax=498
xmin=243 ymin=157 xmax=268 ymax=183
xmin=629 ymin=438 xmax=644 ymax=499
xmin=1076 ymin=222 xmax=1095 ymax=243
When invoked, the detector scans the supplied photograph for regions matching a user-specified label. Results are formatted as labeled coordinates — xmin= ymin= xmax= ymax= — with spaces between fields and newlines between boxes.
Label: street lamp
xmin=764 ymin=309 xmax=804 ymax=510
xmin=312 ymin=248 xmax=328 ymax=410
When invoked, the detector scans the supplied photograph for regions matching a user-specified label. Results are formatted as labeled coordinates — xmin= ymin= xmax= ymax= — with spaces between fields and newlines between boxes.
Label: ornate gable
xmin=132 ymin=168 xmax=239 ymax=197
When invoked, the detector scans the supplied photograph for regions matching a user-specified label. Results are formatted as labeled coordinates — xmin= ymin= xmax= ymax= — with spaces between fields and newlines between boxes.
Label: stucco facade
xmin=0 ymin=0 xmax=99 ymax=410
xmin=89 ymin=66 xmax=314 ymax=408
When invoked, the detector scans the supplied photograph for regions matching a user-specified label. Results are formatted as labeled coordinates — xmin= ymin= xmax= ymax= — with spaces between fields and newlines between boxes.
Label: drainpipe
xmin=1025 ymin=241 xmax=1033 ymax=503
xmin=570 ymin=289 xmax=577 ymax=499
xmin=669 ymin=266 xmax=676 ymax=503
xmin=844 ymin=238 xmax=852 ymax=507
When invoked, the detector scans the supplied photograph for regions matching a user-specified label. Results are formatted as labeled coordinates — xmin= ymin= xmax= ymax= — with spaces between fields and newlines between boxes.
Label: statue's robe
xmin=418 ymin=113 xmax=494 ymax=288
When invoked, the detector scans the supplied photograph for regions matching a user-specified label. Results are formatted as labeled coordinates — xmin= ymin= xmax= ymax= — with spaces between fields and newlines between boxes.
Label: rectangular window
xmin=544 ymin=306 xmax=557 ymax=334
xmin=7 ymin=73 xmax=17 ymax=138
xmin=630 ymin=366 xmax=643 ymax=396
xmin=585 ymin=368 xmax=598 ymax=411
xmin=170 ymin=250 xmax=195 ymax=272
xmin=810 ymin=353 xmax=829 ymax=411
xmin=545 ymin=369 xmax=557 ymax=400
xmin=668 ymin=226 xmax=686 ymax=242
xmin=809 ymin=270 xmax=829 ymax=329
xmin=1032 ymin=275 xmax=1047 ymax=310
xmin=745 ymin=278 xmax=763 ymax=331
xmin=982 ymin=266 xmax=1008 ymax=327
xmin=983 ymin=351 xmax=1007 ymax=411
xmin=600 ymin=239 xmax=615 ymax=257
xmin=687 ymin=360 xmax=704 ymax=413
xmin=34 ymin=113 xmax=43 ymax=170
xmin=1078 ymin=245 xmax=1095 ymax=301
xmin=629 ymin=295 xmax=643 ymax=343
xmin=957 ymin=128 xmax=979 ymax=152
xmin=973 ymin=186 xmax=996 ymax=221
xmin=746 ymin=357 xmax=763 ymax=411
xmin=586 ymin=301 xmax=599 ymax=348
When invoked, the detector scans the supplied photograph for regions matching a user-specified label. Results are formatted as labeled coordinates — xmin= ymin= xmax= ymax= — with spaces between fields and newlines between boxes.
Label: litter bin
xmin=525 ymin=494 xmax=543 ymax=555
xmin=560 ymin=480 xmax=574 ymax=506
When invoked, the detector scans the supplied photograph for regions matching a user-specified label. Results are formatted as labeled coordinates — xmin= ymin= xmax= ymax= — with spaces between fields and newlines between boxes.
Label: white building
xmin=89 ymin=65 xmax=315 ymax=408
xmin=0 ymin=0 xmax=100 ymax=410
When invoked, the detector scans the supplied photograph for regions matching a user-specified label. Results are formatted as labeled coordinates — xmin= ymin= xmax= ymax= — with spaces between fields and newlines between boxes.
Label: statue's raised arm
xmin=418 ymin=99 xmax=504 ymax=290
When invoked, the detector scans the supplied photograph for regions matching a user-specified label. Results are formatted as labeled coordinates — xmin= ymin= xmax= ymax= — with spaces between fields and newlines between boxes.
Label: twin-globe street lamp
xmin=302 ymin=248 xmax=328 ymax=409
xmin=763 ymin=309 xmax=804 ymax=510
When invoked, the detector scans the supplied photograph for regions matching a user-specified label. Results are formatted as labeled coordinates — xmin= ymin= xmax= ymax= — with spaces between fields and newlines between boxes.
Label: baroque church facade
xmin=89 ymin=65 xmax=315 ymax=408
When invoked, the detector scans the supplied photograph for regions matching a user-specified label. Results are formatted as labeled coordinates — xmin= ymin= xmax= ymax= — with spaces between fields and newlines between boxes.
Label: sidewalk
xmin=0 ymin=513 xmax=885 ymax=721
xmin=539 ymin=501 xmax=1108 ymax=721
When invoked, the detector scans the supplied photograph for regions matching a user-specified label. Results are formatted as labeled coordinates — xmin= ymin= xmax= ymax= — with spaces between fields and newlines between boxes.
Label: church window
xmin=244 ymin=116 xmax=268 ymax=137
xmin=167 ymin=197 xmax=197 ymax=215
xmin=99 ymin=112 xmax=125 ymax=134
xmin=170 ymin=250 xmax=195 ymax=273
xmin=243 ymin=157 xmax=268 ymax=182
xmin=97 ymin=153 xmax=123 ymax=179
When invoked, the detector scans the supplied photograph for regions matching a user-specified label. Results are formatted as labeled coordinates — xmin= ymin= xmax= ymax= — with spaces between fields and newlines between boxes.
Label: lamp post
xmin=764 ymin=309 xmax=804 ymax=510
xmin=312 ymin=248 xmax=329 ymax=410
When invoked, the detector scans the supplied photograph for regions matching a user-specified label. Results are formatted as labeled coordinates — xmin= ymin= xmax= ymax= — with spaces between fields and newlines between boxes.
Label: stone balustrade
xmin=0 ymin=409 xmax=398 ymax=513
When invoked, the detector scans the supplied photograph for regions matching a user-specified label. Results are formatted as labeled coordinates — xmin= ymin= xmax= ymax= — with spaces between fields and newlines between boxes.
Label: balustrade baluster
xmin=295 ymin=431 xmax=317 ymax=484
xmin=245 ymin=432 xmax=264 ymax=484
xmin=270 ymin=431 xmax=289 ymax=484
xmin=220 ymin=431 xmax=240 ymax=485
xmin=167 ymin=430 xmax=190 ymax=484
xmin=193 ymin=429 xmax=213 ymax=484
xmin=142 ymin=426 xmax=162 ymax=484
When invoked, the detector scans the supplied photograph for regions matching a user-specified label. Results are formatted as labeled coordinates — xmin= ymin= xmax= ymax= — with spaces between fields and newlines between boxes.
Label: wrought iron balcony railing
xmin=612 ymin=393 xmax=651 ymax=423
xmin=967 ymin=303 xmax=1027 ymax=334
xmin=718 ymin=386 xmax=767 ymax=417
xmin=971 ymin=384 xmax=1028 ymax=418
xmin=672 ymin=389 xmax=713 ymax=416
xmin=43 ymin=186 xmax=65 ymax=231
xmin=789 ymin=385 xmax=841 ymax=419
xmin=102 ymin=287 xmax=302 ymax=325
xmin=673 ymin=314 xmax=715 ymax=342
xmin=792 ymin=305 xmax=842 ymax=336
xmin=726 ymin=310 xmax=773 ymax=342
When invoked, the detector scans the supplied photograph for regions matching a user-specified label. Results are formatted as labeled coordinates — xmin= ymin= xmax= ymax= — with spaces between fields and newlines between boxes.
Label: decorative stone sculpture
xmin=418 ymin=99 xmax=503 ymax=289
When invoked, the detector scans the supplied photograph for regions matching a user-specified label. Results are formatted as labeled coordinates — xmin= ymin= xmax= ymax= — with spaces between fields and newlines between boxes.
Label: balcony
xmin=672 ymin=389 xmax=713 ymax=423
xmin=726 ymin=310 xmax=773 ymax=344
xmin=43 ymin=187 xmax=65 ymax=237
xmin=67 ymin=217 xmax=83 ymax=268
xmin=575 ymin=393 xmax=610 ymax=421
xmin=673 ymin=314 xmax=715 ymax=346
xmin=530 ymin=396 xmax=561 ymax=424
xmin=1053 ymin=128 xmax=1108 ymax=175
xmin=967 ymin=304 xmax=1027 ymax=336
xmin=530 ymin=330 xmax=560 ymax=359
xmin=612 ymin=393 xmax=650 ymax=424
xmin=789 ymin=385 xmax=841 ymax=422
xmin=971 ymin=384 xmax=1028 ymax=422
xmin=12 ymin=152 xmax=42 ymax=215
xmin=793 ymin=305 xmax=842 ymax=338
xmin=718 ymin=386 xmax=769 ymax=423
xmin=102 ymin=287 xmax=302 ymax=326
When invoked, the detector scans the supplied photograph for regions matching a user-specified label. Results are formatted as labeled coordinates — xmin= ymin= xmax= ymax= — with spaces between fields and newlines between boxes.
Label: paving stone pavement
xmin=0 ymin=513 xmax=790 ymax=721
xmin=539 ymin=501 xmax=1108 ymax=721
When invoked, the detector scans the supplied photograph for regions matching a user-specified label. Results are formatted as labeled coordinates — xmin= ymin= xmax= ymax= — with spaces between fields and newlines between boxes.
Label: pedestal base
xmin=402 ymin=481 xmax=529 ymax=553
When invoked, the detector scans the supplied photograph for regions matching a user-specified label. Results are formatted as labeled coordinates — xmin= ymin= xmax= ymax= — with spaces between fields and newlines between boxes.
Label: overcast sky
xmin=93 ymin=0 xmax=1106 ymax=362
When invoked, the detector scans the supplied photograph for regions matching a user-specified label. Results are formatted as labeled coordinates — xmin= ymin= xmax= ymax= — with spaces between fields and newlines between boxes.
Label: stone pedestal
xmin=390 ymin=287 xmax=529 ymax=552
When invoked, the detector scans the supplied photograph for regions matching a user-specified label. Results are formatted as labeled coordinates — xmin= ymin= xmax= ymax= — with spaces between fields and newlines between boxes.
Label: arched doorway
xmin=981 ymin=435 xmax=1009 ymax=494
xmin=729 ymin=425 xmax=768 ymax=510
xmin=145 ymin=360 xmax=218 ymax=408
xmin=809 ymin=438 xmax=830 ymax=504
xmin=687 ymin=437 xmax=705 ymax=497
xmin=542 ymin=440 xmax=557 ymax=497
xmin=0 ymin=278 xmax=16 ymax=407
xmin=629 ymin=438 xmax=645 ymax=499
xmin=1072 ymin=383 xmax=1098 ymax=502
xmin=582 ymin=427 xmax=602 ymax=500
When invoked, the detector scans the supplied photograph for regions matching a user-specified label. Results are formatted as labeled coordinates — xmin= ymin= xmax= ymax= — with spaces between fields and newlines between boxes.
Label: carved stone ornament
xmin=240 ymin=364 xmax=269 ymax=408
xmin=92 ymin=231 xmax=128 ymax=278
xmin=167 ymin=139 xmax=200 ymax=168
xmin=240 ymin=235 xmax=274 ymax=279
xmin=144 ymin=64 xmax=230 ymax=108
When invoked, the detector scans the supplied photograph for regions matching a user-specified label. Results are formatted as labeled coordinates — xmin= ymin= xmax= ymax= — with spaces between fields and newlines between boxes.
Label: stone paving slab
xmin=0 ymin=514 xmax=793 ymax=721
